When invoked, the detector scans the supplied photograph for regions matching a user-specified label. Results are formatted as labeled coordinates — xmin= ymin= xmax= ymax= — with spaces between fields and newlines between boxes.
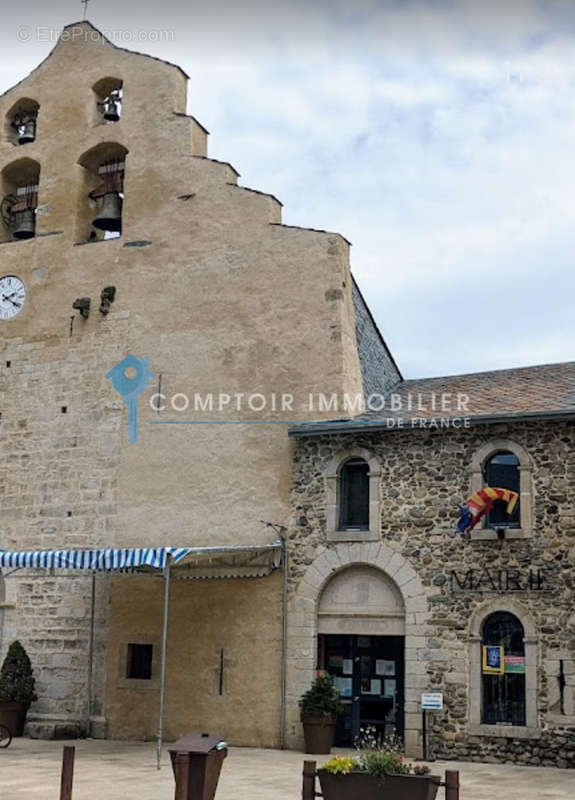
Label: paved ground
xmin=0 ymin=739 xmax=574 ymax=799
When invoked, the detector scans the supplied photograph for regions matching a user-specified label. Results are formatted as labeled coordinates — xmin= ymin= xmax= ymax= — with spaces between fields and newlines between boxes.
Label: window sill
xmin=471 ymin=528 xmax=531 ymax=542
xmin=327 ymin=529 xmax=379 ymax=543
xmin=116 ymin=677 xmax=158 ymax=690
xmin=469 ymin=724 xmax=540 ymax=739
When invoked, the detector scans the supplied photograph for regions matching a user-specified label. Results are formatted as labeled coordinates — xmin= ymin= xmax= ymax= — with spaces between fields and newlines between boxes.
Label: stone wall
xmin=288 ymin=419 xmax=575 ymax=767
xmin=0 ymin=326 xmax=125 ymax=734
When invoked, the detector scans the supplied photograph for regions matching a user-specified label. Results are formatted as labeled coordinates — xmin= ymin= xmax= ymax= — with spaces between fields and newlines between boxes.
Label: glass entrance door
xmin=319 ymin=634 xmax=404 ymax=746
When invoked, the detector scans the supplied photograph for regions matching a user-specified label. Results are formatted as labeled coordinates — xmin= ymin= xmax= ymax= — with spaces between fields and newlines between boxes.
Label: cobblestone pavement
xmin=1 ymin=739 xmax=573 ymax=799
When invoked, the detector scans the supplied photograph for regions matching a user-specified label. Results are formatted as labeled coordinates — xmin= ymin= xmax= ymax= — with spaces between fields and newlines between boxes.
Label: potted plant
xmin=0 ymin=641 xmax=37 ymax=736
xmin=318 ymin=728 xmax=440 ymax=800
xmin=299 ymin=673 xmax=344 ymax=754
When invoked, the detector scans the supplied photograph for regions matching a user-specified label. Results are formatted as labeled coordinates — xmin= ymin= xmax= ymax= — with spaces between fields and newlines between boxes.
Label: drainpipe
xmin=156 ymin=553 xmax=172 ymax=770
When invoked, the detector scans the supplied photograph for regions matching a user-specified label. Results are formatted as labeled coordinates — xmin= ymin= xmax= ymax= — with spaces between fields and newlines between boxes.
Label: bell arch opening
xmin=77 ymin=142 xmax=129 ymax=242
xmin=93 ymin=78 xmax=123 ymax=125
xmin=1 ymin=157 xmax=41 ymax=243
xmin=5 ymin=98 xmax=39 ymax=147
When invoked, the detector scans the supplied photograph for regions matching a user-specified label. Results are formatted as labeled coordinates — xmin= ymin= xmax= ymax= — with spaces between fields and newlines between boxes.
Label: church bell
xmin=18 ymin=120 xmax=36 ymax=145
xmin=103 ymin=98 xmax=120 ymax=122
xmin=93 ymin=192 xmax=123 ymax=233
xmin=12 ymin=208 xmax=36 ymax=240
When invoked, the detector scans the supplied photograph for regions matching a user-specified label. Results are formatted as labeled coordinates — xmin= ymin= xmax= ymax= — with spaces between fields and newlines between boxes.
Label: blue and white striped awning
xmin=0 ymin=547 xmax=192 ymax=571
xmin=0 ymin=541 xmax=283 ymax=577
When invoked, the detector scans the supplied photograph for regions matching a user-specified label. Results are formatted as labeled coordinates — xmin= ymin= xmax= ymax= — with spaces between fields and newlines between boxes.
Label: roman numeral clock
xmin=0 ymin=275 xmax=26 ymax=320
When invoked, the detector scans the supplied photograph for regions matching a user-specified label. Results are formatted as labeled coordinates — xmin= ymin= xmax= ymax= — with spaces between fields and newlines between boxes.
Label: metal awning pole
xmin=156 ymin=554 xmax=172 ymax=770
xmin=280 ymin=533 xmax=289 ymax=749
xmin=86 ymin=571 xmax=96 ymax=736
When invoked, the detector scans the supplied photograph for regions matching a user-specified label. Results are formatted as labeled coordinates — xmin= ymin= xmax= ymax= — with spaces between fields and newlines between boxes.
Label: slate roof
xmin=389 ymin=361 xmax=575 ymax=418
xmin=290 ymin=361 xmax=575 ymax=436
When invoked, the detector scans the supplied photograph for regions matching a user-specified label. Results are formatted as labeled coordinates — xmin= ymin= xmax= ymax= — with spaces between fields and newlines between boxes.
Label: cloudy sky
xmin=1 ymin=0 xmax=574 ymax=378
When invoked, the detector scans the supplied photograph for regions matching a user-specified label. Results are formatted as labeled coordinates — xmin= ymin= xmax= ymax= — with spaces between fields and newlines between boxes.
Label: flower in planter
xmin=319 ymin=756 xmax=358 ymax=775
xmin=354 ymin=726 xmax=427 ymax=777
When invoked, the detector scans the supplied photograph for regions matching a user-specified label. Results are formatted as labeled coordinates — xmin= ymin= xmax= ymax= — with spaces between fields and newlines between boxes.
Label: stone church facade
xmin=0 ymin=22 xmax=573 ymax=767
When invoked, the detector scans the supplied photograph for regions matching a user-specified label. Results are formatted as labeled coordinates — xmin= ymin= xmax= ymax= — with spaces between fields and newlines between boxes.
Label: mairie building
xmin=0 ymin=21 xmax=573 ymax=768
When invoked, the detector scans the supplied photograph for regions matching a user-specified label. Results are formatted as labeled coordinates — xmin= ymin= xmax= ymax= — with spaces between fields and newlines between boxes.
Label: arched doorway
xmin=317 ymin=565 xmax=405 ymax=745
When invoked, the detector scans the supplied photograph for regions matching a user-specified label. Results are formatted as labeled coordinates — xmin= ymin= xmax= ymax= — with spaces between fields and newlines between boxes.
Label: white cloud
xmin=1 ymin=0 xmax=574 ymax=377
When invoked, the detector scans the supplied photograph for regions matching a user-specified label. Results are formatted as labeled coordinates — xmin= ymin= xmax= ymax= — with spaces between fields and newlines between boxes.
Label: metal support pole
xmin=445 ymin=770 xmax=460 ymax=800
xmin=422 ymin=708 xmax=427 ymax=761
xmin=59 ymin=746 xmax=75 ymax=800
xmin=86 ymin=571 xmax=96 ymax=737
xmin=280 ymin=533 xmax=289 ymax=749
xmin=302 ymin=760 xmax=316 ymax=800
xmin=156 ymin=554 xmax=172 ymax=770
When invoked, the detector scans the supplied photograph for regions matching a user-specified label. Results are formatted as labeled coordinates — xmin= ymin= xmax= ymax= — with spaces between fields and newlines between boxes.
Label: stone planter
xmin=318 ymin=771 xmax=441 ymax=800
xmin=0 ymin=702 xmax=29 ymax=737
xmin=301 ymin=716 xmax=336 ymax=754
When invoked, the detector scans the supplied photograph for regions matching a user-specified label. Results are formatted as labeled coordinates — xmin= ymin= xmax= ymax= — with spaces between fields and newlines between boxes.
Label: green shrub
xmin=299 ymin=674 xmax=344 ymax=719
xmin=0 ymin=641 xmax=37 ymax=706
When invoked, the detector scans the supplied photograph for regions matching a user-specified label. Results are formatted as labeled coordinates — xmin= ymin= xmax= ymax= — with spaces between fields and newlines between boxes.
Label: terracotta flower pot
xmin=318 ymin=771 xmax=441 ymax=800
xmin=0 ymin=702 xmax=29 ymax=737
xmin=301 ymin=715 xmax=336 ymax=754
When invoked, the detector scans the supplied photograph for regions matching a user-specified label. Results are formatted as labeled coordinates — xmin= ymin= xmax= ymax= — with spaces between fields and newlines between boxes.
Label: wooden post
xmin=59 ymin=746 xmax=75 ymax=800
xmin=302 ymin=760 xmax=317 ymax=800
xmin=445 ymin=770 xmax=460 ymax=800
xmin=174 ymin=752 xmax=190 ymax=800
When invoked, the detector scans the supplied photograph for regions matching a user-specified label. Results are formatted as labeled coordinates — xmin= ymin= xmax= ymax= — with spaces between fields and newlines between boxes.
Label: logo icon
xmin=106 ymin=355 xmax=155 ymax=443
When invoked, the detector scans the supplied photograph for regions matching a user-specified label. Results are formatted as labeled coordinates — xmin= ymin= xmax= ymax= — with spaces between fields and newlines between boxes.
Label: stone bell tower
xmin=0 ymin=22 xmax=397 ymax=742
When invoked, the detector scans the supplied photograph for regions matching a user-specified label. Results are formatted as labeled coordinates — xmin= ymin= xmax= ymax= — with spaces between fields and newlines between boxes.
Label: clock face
xmin=0 ymin=276 xmax=26 ymax=320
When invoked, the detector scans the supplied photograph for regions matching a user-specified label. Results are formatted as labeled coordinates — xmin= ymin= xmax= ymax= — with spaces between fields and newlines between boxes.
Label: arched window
xmin=339 ymin=458 xmax=370 ymax=531
xmin=77 ymin=143 xmax=128 ymax=242
xmin=1 ymin=158 xmax=40 ymax=243
xmin=93 ymin=78 xmax=123 ymax=124
xmin=325 ymin=450 xmax=380 ymax=542
xmin=470 ymin=440 xmax=533 ymax=539
xmin=5 ymin=98 xmax=39 ymax=146
xmin=482 ymin=612 xmax=526 ymax=725
xmin=483 ymin=451 xmax=520 ymax=528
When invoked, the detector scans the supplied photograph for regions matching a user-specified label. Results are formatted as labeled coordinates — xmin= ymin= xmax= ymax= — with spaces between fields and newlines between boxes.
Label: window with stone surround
xmin=339 ymin=458 xmax=370 ymax=530
xmin=469 ymin=600 xmax=539 ymax=739
xmin=325 ymin=448 xmax=381 ymax=542
xmin=482 ymin=612 xmax=526 ymax=725
xmin=470 ymin=439 xmax=533 ymax=540
xmin=484 ymin=452 xmax=520 ymax=529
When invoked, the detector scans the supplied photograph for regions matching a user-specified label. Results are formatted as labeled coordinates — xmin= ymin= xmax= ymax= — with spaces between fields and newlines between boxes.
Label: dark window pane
xmin=484 ymin=451 xmax=520 ymax=527
xmin=481 ymin=613 xmax=526 ymax=725
xmin=339 ymin=459 xmax=369 ymax=530
xmin=127 ymin=643 xmax=153 ymax=680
